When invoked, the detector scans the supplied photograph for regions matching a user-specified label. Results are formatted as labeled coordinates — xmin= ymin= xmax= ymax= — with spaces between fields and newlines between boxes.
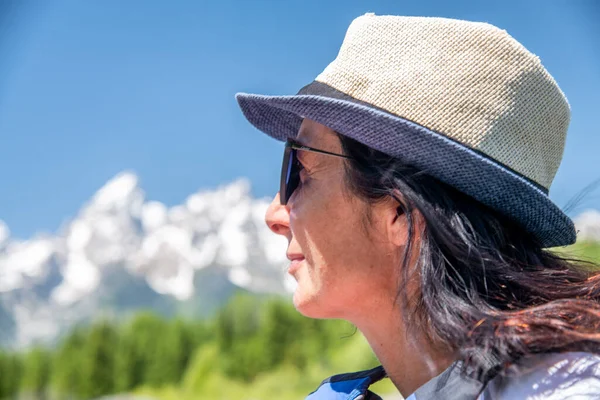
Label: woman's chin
xmin=292 ymin=289 xmax=309 ymax=313
xmin=292 ymin=288 xmax=329 ymax=319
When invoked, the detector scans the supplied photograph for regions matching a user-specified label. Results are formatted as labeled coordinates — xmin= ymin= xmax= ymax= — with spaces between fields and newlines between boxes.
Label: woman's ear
xmin=387 ymin=193 xmax=422 ymax=248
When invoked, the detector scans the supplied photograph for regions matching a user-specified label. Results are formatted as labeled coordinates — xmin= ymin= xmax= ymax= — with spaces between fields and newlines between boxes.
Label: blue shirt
xmin=307 ymin=352 xmax=600 ymax=400
xmin=306 ymin=365 xmax=387 ymax=400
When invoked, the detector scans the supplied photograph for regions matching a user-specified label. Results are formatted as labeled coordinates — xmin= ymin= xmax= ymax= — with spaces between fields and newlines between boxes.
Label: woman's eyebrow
xmin=291 ymin=137 xmax=310 ymax=147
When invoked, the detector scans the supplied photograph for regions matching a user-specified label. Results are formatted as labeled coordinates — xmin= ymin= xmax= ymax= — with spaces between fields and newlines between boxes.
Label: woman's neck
xmin=352 ymin=303 xmax=455 ymax=397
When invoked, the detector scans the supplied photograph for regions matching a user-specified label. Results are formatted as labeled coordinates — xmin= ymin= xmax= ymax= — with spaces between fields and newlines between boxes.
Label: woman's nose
xmin=265 ymin=192 xmax=291 ymax=237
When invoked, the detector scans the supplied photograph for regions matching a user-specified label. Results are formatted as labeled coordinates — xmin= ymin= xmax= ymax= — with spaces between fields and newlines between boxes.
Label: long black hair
xmin=338 ymin=134 xmax=600 ymax=384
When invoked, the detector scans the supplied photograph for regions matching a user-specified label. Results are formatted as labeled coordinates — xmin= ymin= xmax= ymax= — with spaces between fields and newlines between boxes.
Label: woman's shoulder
xmin=483 ymin=352 xmax=600 ymax=399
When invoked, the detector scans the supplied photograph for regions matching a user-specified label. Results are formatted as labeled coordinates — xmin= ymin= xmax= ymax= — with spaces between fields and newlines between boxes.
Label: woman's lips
xmin=287 ymin=254 xmax=305 ymax=275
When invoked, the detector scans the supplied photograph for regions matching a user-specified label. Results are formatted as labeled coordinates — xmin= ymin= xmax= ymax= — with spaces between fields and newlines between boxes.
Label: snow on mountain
xmin=574 ymin=209 xmax=600 ymax=242
xmin=0 ymin=221 xmax=9 ymax=246
xmin=0 ymin=172 xmax=290 ymax=347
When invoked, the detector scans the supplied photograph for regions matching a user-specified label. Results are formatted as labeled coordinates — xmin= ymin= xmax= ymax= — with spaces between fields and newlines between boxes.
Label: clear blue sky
xmin=0 ymin=0 xmax=598 ymax=239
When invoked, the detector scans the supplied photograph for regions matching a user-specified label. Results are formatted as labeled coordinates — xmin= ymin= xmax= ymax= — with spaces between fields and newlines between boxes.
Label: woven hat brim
xmin=236 ymin=92 xmax=576 ymax=248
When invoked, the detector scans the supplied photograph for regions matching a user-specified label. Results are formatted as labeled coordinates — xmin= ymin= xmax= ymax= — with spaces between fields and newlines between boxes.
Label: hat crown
xmin=316 ymin=14 xmax=570 ymax=190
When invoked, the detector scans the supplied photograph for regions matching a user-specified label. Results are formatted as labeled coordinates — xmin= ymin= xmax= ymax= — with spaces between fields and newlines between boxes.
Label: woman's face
xmin=265 ymin=119 xmax=402 ymax=320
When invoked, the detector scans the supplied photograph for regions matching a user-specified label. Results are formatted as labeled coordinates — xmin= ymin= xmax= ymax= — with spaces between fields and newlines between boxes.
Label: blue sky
xmin=0 ymin=0 xmax=598 ymax=239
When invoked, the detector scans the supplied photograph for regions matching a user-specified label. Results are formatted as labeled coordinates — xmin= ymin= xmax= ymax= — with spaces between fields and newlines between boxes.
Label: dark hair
xmin=338 ymin=134 xmax=600 ymax=385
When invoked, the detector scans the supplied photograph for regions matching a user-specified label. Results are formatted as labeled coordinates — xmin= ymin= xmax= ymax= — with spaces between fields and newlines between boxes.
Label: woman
xmin=236 ymin=14 xmax=600 ymax=399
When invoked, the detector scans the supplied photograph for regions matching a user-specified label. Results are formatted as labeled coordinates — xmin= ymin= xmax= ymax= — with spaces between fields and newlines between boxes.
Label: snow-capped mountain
xmin=0 ymin=172 xmax=291 ymax=348
xmin=574 ymin=210 xmax=600 ymax=242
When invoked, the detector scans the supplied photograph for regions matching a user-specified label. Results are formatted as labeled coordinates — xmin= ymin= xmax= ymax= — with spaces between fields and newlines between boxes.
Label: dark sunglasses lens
xmin=280 ymin=146 xmax=290 ymax=204
xmin=287 ymin=149 xmax=300 ymax=202
xmin=280 ymin=146 xmax=299 ymax=205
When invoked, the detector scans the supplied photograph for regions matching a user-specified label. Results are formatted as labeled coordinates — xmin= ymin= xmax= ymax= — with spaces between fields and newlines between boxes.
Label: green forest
xmin=0 ymin=293 xmax=394 ymax=400
xmin=1 ymin=242 xmax=598 ymax=400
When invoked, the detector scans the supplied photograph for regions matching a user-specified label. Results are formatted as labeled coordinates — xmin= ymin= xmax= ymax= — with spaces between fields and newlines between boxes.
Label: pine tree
xmin=119 ymin=312 xmax=167 ymax=388
xmin=20 ymin=346 xmax=51 ymax=399
xmin=0 ymin=351 xmax=22 ymax=399
xmin=0 ymin=350 xmax=9 ymax=399
xmin=51 ymin=326 xmax=87 ymax=399
xmin=156 ymin=318 xmax=195 ymax=385
xmin=113 ymin=322 xmax=143 ymax=393
xmin=79 ymin=320 xmax=118 ymax=399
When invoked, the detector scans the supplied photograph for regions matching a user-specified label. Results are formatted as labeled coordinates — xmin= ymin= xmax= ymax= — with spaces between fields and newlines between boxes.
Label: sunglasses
xmin=280 ymin=139 xmax=352 ymax=205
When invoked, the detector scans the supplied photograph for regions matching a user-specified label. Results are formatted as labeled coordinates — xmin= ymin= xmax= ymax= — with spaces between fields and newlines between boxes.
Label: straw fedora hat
xmin=236 ymin=13 xmax=575 ymax=248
